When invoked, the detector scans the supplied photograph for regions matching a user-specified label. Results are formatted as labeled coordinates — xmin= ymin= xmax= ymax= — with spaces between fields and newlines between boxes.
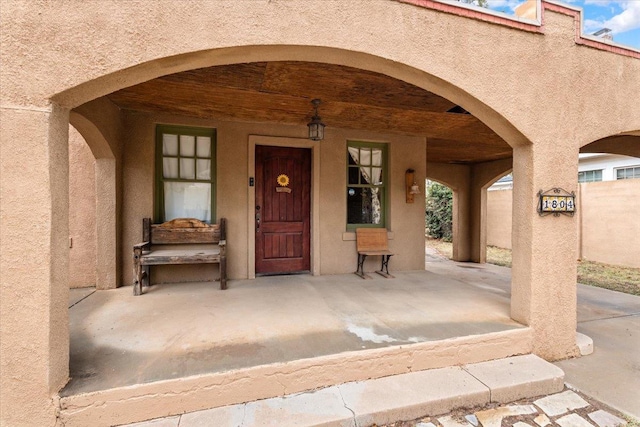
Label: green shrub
xmin=426 ymin=182 xmax=453 ymax=241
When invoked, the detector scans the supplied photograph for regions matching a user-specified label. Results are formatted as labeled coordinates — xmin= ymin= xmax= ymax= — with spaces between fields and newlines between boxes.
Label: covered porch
xmin=60 ymin=254 xmax=531 ymax=425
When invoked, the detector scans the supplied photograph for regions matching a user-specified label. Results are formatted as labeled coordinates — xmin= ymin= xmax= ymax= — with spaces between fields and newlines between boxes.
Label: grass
xmin=426 ymin=238 xmax=640 ymax=296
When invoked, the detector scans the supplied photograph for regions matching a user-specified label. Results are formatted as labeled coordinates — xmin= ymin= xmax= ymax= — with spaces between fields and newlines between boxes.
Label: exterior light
xmin=307 ymin=99 xmax=325 ymax=141
xmin=405 ymin=169 xmax=420 ymax=203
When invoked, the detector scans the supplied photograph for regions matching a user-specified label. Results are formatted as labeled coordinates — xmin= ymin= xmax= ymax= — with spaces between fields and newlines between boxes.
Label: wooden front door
xmin=255 ymin=146 xmax=311 ymax=275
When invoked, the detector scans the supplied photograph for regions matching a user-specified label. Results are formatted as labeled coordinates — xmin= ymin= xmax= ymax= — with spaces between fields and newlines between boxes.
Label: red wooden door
xmin=255 ymin=146 xmax=311 ymax=274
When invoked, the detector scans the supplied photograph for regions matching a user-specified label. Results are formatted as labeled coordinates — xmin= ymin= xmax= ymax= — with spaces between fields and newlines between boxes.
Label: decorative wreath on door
xmin=277 ymin=174 xmax=290 ymax=187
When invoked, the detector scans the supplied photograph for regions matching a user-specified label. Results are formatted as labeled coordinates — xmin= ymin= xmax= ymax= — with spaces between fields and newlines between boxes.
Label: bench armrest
xmin=218 ymin=239 xmax=226 ymax=247
xmin=133 ymin=241 xmax=150 ymax=251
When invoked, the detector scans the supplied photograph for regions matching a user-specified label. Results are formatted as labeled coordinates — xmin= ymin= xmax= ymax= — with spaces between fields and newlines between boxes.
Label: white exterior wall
xmin=577 ymin=153 xmax=640 ymax=181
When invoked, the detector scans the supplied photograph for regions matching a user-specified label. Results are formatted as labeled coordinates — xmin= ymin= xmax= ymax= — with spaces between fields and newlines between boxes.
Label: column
xmin=511 ymin=143 xmax=579 ymax=360
xmin=0 ymin=105 xmax=70 ymax=425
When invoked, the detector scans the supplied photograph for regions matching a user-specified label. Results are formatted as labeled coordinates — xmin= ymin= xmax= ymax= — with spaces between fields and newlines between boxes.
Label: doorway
xmin=255 ymin=145 xmax=311 ymax=275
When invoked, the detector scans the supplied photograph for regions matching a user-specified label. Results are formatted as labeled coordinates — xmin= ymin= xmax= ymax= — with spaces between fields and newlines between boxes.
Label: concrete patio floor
xmin=65 ymin=264 xmax=524 ymax=397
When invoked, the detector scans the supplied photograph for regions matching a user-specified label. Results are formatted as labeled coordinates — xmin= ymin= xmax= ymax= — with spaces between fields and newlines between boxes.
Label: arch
xmin=580 ymin=134 xmax=640 ymax=157
xmin=69 ymin=112 xmax=115 ymax=160
xmin=68 ymin=112 xmax=118 ymax=290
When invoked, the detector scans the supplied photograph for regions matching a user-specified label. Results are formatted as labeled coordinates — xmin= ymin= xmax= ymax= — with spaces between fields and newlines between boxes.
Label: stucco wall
xmin=487 ymin=180 xmax=640 ymax=268
xmin=69 ymin=126 xmax=96 ymax=288
xmin=486 ymin=189 xmax=513 ymax=250
xmin=121 ymin=110 xmax=426 ymax=286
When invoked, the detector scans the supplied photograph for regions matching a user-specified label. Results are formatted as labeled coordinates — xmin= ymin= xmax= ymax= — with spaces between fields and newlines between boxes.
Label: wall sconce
xmin=307 ymin=98 xmax=325 ymax=141
xmin=406 ymin=169 xmax=420 ymax=203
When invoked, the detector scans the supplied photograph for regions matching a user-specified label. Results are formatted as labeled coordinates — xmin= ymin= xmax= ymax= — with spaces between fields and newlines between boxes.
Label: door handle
xmin=256 ymin=206 xmax=261 ymax=233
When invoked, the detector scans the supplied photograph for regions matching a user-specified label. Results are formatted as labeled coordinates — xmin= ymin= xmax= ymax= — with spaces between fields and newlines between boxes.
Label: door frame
xmin=248 ymin=135 xmax=320 ymax=279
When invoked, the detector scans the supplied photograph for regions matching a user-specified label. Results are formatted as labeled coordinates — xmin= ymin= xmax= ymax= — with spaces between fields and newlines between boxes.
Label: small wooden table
xmin=355 ymin=228 xmax=394 ymax=279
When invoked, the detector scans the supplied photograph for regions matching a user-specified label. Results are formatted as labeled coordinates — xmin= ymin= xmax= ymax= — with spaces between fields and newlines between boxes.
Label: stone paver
xmin=475 ymin=405 xmax=537 ymax=427
xmin=534 ymin=413 xmax=551 ymax=427
xmin=588 ymin=410 xmax=628 ymax=427
xmin=534 ymin=390 xmax=590 ymax=417
xmin=465 ymin=414 xmax=479 ymax=426
xmin=438 ymin=415 xmax=472 ymax=427
xmin=514 ymin=422 xmax=534 ymax=427
xmin=556 ymin=413 xmax=596 ymax=427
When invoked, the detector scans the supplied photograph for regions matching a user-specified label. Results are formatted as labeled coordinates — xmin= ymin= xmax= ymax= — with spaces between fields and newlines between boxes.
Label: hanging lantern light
xmin=307 ymin=98 xmax=325 ymax=141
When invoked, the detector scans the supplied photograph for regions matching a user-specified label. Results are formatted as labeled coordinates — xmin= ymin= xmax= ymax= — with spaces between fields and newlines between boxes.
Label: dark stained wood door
xmin=255 ymin=146 xmax=311 ymax=274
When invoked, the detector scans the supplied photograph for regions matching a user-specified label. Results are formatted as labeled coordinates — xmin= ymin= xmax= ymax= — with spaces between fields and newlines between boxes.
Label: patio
xmin=64 ymin=255 xmax=525 ymax=397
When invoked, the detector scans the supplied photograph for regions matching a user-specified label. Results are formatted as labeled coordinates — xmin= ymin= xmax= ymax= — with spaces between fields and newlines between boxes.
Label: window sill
xmin=342 ymin=231 xmax=394 ymax=241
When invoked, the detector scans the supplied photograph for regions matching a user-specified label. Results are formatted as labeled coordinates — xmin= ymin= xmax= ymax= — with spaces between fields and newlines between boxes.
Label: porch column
xmin=451 ymin=165 xmax=472 ymax=262
xmin=0 ymin=105 xmax=70 ymax=425
xmin=95 ymin=158 xmax=118 ymax=289
xmin=511 ymin=143 xmax=579 ymax=360
xmin=468 ymin=182 xmax=486 ymax=263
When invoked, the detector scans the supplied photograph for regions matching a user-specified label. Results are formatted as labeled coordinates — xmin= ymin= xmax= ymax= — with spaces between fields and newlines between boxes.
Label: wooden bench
xmin=132 ymin=218 xmax=227 ymax=295
xmin=355 ymin=228 xmax=394 ymax=279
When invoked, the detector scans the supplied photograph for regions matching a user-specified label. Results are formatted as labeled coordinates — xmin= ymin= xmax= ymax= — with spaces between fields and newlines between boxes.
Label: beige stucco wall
xmin=121 ymin=110 xmax=426 ymax=285
xmin=487 ymin=189 xmax=514 ymax=250
xmin=579 ymin=180 xmax=640 ymax=267
xmin=487 ymin=181 xmax=640 ymax=268
xmin=69 ymin=125 xmax=97 ymax=288
xmin=2 ymin=0 xmax=640 ymax=425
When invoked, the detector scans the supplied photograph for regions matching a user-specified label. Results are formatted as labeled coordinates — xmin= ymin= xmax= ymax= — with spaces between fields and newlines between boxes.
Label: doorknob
xmin=256 ymin=205 xmax=261 ymax=233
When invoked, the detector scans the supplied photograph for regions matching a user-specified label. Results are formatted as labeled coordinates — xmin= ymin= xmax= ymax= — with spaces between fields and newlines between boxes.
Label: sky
xmin=485 ymin=0 xmax=640 ymax=49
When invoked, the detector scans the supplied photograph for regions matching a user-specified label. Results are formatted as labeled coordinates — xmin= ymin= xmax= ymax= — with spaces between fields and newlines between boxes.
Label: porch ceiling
xmin=107 ymin=61 xmax=512 ymax=164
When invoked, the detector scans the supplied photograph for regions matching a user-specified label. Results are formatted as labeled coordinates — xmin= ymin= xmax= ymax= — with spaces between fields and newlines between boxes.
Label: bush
xmin=426 ymin=182 xmax=453 ymax=241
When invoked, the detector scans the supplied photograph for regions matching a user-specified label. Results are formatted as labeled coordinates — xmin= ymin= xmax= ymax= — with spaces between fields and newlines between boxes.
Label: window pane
xmin=180 ymin=135 xmax=195 ymax=157
xmin=616 ymin=169 xmax=624 ymax=180
xmin=371 ymin=167 xmax=383 ymax=185
xmin=163 ymin=158 xmax=179 ymax=179
xmin=164 ymin=182 xmax=211 ymax=222
xmin=594 ymin=170 xmax=602 ymax=181
xmin=163 ymin=134 xmax=178 ymax=156
xmin=371 ymin=149 xmax=383 ymax=166
xmin=360 ymin=148 xmax=371 ymax=166
xmin=197 ymin=137 xmax=211 ymax=157
xmin=347 ymin=187 xmax=382 ymax=225
xmin=180 ymin=158 xmax=195 ymax=179
xmin=196 ymin=159 xmax=211 ymax=180
xmin=347 ymin=167 xmax=359 ymax=185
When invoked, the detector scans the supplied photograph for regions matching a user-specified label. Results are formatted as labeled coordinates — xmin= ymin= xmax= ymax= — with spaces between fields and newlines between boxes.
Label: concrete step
xmin=124 ymin=354 xmax=564 ymax=427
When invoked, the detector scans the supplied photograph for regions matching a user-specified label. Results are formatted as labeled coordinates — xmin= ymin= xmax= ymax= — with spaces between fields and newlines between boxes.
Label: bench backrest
xmin=143 ymin=218 xmax=226 ymax=245
xmin=356 ymin=228 xmax=389 ymax=252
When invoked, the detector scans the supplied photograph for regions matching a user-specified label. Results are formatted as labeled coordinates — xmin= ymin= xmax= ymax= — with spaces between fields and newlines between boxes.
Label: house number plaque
xmin=537 ymin=188 xmax=576 ymax=217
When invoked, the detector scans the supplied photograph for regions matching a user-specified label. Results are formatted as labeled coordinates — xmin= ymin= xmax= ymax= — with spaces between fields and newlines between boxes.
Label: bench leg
xmin=133 ymin=260 xmax=143 ymax=296
xmin=376 ymin=255 xmax=394 ymax=279
xmin=142 ymin=266 xmax=150 ymax=287
xmin=355 ymin=254 xmax=372 ymax=279
xmin=219 ymin=257 xmax=227 ymax=290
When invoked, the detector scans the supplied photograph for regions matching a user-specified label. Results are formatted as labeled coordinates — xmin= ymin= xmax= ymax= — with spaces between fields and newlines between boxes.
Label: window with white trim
xmin=578 ymin=169 xmax=602 ymax=183
xmin=155 ymin=125 xmax=216 ymax=223
xmin=347 ymin=141 xmax=387 ymax=229
xmin=615 ymin=166 xmax=640 ymax=180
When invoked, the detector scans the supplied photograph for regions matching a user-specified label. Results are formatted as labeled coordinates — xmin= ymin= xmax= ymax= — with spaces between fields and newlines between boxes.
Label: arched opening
xmin=69 ymin=109 xmax=119 ymax=291
xmin=576 ymin=134 xmax=640 ymax=270
xmin=68 ymin=125 xmax=96 ymax=290
xmin=59 ymin=56 xmax=527 ymax=406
